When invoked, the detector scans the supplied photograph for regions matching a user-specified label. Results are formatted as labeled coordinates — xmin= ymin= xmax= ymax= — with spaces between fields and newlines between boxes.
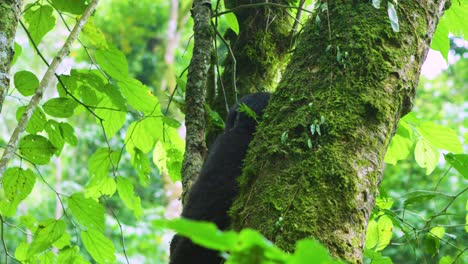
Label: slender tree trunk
xmin=0 ymin=0 xmax=22 ymax=113
xmin=231 ymin=1 xmax=449 ymax=263
xmin=180 ymin=0 xmax=213 ymax=204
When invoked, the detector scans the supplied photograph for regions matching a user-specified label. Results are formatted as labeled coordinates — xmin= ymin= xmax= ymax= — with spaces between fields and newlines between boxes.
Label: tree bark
xmin=0 ymin=0 xmax=22 ymax=113
xmin=231 ymin=1 xmax=449 ymax=263
xmin=206 ymin=0 xmax=297 ymax=146
xmin=180 ymin=0 xmax=213 ymax=205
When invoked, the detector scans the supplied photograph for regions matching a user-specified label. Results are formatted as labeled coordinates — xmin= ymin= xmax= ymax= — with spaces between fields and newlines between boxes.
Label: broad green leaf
xmin=14 ymin=70 xmax=39 ymax=96
xmin=387 ymin=2 xmax=399 ymax=32
xmin=132 ymin=148 xmax=151 ymax=186
xmin=43 ymin=98 xmax=78 ymax=118
xmin=466 ymin=200 xmax=468 ymax=232
xmin=16 ymin=106 xmax=47 ymax=134
xmin=81 ymin=229 xmax=116 ymax=264
xmin=60 ymin=122 xmax=78 ymax=146
xmin=157 ymin=218 xmax=238 ymax=251
xmin=289 ymin=239 xmax=343 ymax=264
xmin=424 ymin=226 xmax=445 ymax=256
xmin=416 ymin=122 xmax=463 ymax=153
xmin=12 ymin=42 xmax=22 ymax=65
xmin=431 ymin=21 xmax=449 ymax=61
xmin=375 ymin=196 xmax=393 ymax=210
xmin=28 ymin=219 xmax=66 ymax=257
xmin=24 ymin=5 xmax=56 ymax=45
xmin=95 ymin=46 xmax=129 ymax=81
xmin=119 ymin=78 xmax=160 ymax=115
xmin=444 ymin=153 xmax=468 ymax=179
xmin=88 ymin=148 xmax=120 ymax=179
xmin=86 ymin=148 xmax=120 ymax=198
xmin=82 ymin=17 xmax=108 ymax=48
xmin=205 ymin=104 xmax=225 ymax=129
xmin=53 ymin=232 xmax=71 ymax=249
xmin=45 ymin=120 xmax=65 ymax=153
xmin=364 ymin=250 xmax=393 ymax=264
xmin=39 ymin=251 xmax=56 ymax=263
xmin=403 ymin=191 xmax=439 ymax=208
xmin=375 ymin=216 xmax=393 ymax=251
xmin=57 ymin=246 xmax=90 ymax=264
xmin=51 ymin=0 xmax=88 ymax=15
xmin=439 ymin=256 xmax=454 ymax=264
xmin=162 ymin=116 xmax=181 ymax=128
xmin=14 ymin=242 xmax=29 ymax=261
xmin=0 ymin=168 xmax=36 ymax=216
xmin=231 ymin=229 xmax=286 ymax=263
xmin=414 ymin=139 xmax=439 ymax=175
xmin=95 ymin=87 xmax=127 ymax=138
xmin=384 ymin=134 xmax=412 ymax=165
xmin=125 ymin=119 xmax=162 ymax=154
xmin=225 ymin=12 xmax=239 ymax=35
xmin=18 ymin=135 xmax=56 ymax=165
xmin=116 ymin=177 xmax=143 ymax=219
xmin=85 ymin=176 xmax=116 ymax=198
xmin=68 ymin=193 xmax=105 ymax=231
xmin=366 ymin=219 xmax=378 ymax=249
xmin=167 ymin=148 xmax=183 ymax=182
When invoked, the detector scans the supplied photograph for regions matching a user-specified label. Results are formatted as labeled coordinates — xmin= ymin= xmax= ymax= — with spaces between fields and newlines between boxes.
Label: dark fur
xmin=169 ymin=92 xmax=271 ymax=264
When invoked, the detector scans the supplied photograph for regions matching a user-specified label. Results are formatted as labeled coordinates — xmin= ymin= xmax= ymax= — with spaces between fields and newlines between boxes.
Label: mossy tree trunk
xmin=206 ymin=0 xmax=297 ymax=146
xmin=231 ymin=1 xmax=449 ymax=263
xmin=0 ymin=0 xmax=22 ymax=113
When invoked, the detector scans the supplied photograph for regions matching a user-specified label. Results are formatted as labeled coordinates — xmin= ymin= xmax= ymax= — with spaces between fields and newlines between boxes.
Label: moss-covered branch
xmin=180 ymin=0 xmax=213 ymax=205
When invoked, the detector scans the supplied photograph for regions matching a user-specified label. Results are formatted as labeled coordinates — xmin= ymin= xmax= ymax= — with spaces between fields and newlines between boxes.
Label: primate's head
xmin=226 ymin=92 xmax=271 ymax=132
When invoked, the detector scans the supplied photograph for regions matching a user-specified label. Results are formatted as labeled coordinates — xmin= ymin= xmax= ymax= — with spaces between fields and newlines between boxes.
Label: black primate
xmin=169 ymin=92 xmax=271 ymax=264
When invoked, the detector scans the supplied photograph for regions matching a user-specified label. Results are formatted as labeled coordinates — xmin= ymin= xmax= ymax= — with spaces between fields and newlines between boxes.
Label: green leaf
xmin=375 ymin=216 xmax=393 ymax=251
xmin=126 ymin=119 xmax=161 ymax=154
xmin=16 ymin=106 xmax=47 ymax=134
xmin=45 ymin=120 xmax=65 ymax=153
xmin=444 ymin=153 xmax=468 ymax=179
xmin=366 ymin=219 xmax=378 ymax=250
xmin=225 ymin=12 xmax=240 ymax=35
xmin=12 ymin=42 xmax=22 ymax=65
xmin=68 ymin=193 xmax=105 ymax=231
xmin=53 ymin=232 xmax=71 ymax=249
xmin=14 ymin=70 xmax=39 ymax=96
xmin=403 ymin=191 xmax=439 ymax=208
xmin=119 ymin=78 xmax=160 ymax=115
xmin=28 ymin=219 xmax=66 ymax=257
xmin=364 ymin=249 xmax=393 ymax=264
xmin=24 ymin=5 xmax=56 ymax=45
xmin=162 ymin=116 xmax=181 ymax=128
xmin=414 ymin=139 xmax=439 ymax=175
xmin=387 ymin=2 xmax=399 ymax=32
xmin=57 ymin=246 xmax=89 ymax=264
xmin=95 ymin=46 xmax=129 ymax=81
xmin=86 ymin=148 xmax=120 ymax=198
xmin=132 ymin=148 xmax=151 ymax=186
xmin=384 ymin=134 xmax=412 ymax=165
xmin=51 ymin=0 xmax=88 ymax=15
xmin=157 ymin=218 xmax=238 ymax=251
xmin=431 ymin=21 xmax=449 ymax=61
xmin=81 ymin=229 xmax=116 ymax=264
xmin=0 ymin=168 xmax=36 ymax=216
xmin=18 ymin=135 xmax=56 ymax=165
xmin=95 ymin=86 xmax=127 ymax=138
xmin=60 ymin=122 xmax=78 ymax=146
xmin=205 ymin=104 xmax=225 ymax=129
xmin=116 ymin=177 xmax=143 ymax=219
xmin=289 ymin=239 xmax=343 ymax=264
xmin=416 ymin=122 xmax=463 ymax=153
xmin=424 ymin=226 xmax=445 ymax=256
xmin=14 ymin=242 xmax=29 ymax=261
xmin=43 ymin=98 xmax=78 ymax=118
xmin=82 ymin=17 xmax=108 ymax=48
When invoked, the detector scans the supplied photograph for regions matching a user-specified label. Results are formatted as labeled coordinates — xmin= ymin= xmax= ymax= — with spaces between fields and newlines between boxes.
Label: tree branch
xmin=0 ymin=0 xmax=100 ymax=177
